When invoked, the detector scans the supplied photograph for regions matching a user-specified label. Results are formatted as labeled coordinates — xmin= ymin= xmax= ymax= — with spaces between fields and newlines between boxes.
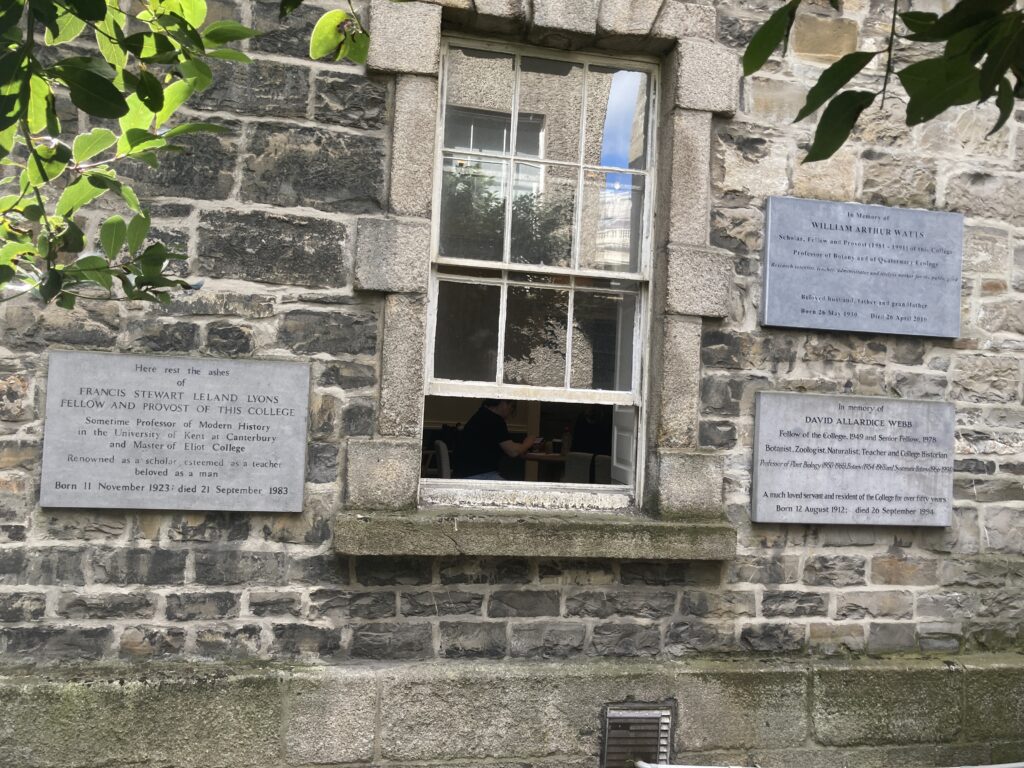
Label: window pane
xmin=578 ymin=171 xmax=644 ymax=273
xmin=444 ymin=48 xmax=515 ymax=154
xmin=434 ymin=281 xmax=501 ymax=381
xmin=570 ymin=291 xmax=635 ymax=390
xmin=517 ymin=57 xmax=583 ymax=162
xmin=504 ymin=286 xmax=568 ymax=387
xmin=584 ymin=66 xmax=649 ymax=169
xmin=439 ymin=155 xmax=507 ymax=262
xmin=510 ymin=162 xmax=576 ymax=268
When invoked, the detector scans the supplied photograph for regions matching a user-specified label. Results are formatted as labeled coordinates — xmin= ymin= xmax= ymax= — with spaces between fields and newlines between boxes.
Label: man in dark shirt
xmin=455 ymin=399 xmax=538 ymax=480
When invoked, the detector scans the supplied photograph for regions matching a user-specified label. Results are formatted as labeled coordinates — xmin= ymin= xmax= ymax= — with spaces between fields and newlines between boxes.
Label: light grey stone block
xmin=656 ymin=108 xmax=711 ymax=248
xmin=655 ymin=315 xmax=702 ymax=447
xmin=367 ymin=0 xmax=442 ymax=74
xmin=378 ymin=294 xmax=427 ymax=437
xmin=532 ymin=0 xmax=600 ymax=36
xmin=671 ymin=39 xmax=740 ymax=115
xmin=652 ymin=0 xmax=717 ymax=41
xmin=663 ymin=245 xmax=732 ymax=317
xmin=354 ymin=217 xmax=430 ymax=294
xmin=657 ymin=450 xmax=724 ymax=519
xmin=345 ymin=438 xmax=421 ymax=510
xmin=285 ymin=668 xmax=377 ymax=762
xmin=474 ymin=0 xmax=530 ymax=32
xmin=390 ymin=75 xmax=439 ymax=217
xmin=597 ymin=0 xmax=662 ymax=37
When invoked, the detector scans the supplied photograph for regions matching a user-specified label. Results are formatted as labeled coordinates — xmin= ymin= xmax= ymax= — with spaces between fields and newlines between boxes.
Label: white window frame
xmin=421 ymin=37 xmax=660 ymax=510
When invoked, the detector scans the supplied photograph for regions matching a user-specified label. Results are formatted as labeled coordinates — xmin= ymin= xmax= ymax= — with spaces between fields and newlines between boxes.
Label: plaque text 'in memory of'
xmin=40 ymin=351 xmax=310 ymax=513
xmin=752 ymin=392 xmax=954 ymax=527
xmin=761 ymin=196 xmax=963 ymax=338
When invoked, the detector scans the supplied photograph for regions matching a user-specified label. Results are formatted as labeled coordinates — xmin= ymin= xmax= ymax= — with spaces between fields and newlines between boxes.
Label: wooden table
xmin=524 ymin=452 xmax=566 ymax=482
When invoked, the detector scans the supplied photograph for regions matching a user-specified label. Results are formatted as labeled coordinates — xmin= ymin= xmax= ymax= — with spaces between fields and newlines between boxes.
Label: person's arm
xmin=500 ymin=434 xmax=538 ymax=458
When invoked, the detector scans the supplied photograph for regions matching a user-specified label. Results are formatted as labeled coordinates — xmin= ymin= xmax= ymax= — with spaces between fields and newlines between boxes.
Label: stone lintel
xmin=332 ymin=512 xmax=735 ymax=559
xmin=367 ymin=0 xmax=442 ymax=74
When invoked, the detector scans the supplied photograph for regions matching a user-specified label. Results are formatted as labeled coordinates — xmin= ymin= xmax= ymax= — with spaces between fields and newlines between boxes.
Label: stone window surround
xmin=337 ymin=0 xmax=741 ymax=561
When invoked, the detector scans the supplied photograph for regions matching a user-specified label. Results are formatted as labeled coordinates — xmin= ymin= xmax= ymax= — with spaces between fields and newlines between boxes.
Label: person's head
xmin=484 ymin=399 xmax=515 ymax=419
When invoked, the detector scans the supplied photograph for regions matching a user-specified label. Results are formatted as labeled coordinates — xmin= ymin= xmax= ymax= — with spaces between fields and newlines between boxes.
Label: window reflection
xmin=585 ymin=67 xmax=649 ymax=169
xmin=433 ymin=281 xmax=501 ymax=381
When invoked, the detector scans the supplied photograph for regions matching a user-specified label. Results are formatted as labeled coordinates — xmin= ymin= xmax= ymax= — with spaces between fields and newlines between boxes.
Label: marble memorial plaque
xmin=40 ymin=351 xmax=310 ymax=512
xmin=752 ymin=392 xmax=954 ymax=527
xmin=762 ymin=196 xmax=963 ymax=337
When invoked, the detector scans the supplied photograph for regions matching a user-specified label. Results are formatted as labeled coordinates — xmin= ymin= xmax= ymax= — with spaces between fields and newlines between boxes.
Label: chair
xmin=434 ymin=439 xmax=452 ymax=479
xmin=594 ymin=454 xmax=612 ymax=484
xmin=563 ymin=451 xmax=593 ymax=483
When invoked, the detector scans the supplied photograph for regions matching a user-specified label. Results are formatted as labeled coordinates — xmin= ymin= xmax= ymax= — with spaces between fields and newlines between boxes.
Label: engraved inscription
xmin=40 ymin=351 xmax=309 ymax=512
xmin=762 ymin=196 xmax=963 ymax=337
xmin=752 ymin=392 xmax=954 ymax=527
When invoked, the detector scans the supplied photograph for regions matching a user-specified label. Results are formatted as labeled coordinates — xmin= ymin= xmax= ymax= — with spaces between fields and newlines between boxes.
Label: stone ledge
xmin=332 ymin=512 xmax=735 ymax=559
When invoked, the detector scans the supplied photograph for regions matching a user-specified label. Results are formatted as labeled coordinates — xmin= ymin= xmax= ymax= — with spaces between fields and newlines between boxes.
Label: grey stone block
xmin=205 ymin=321 xmax=254 ymax=357
xmin=588 ymin=622 xmax=660 ymax=657
xmin=652 ymin=0 xmax=717 ymax=41
xmin=356 ymin=556 xmax=433 ymax=586
xmin=367 ymin=0 xmax=441 ymax=74
xmin=90 ymin=548 xmax=185 ymax=586
xmin=378 ymin=294 xmax=427 ymax=436
xmin=663 ymin=245 xmax=732 ymax=317
xmin=286 ymin=668 xmax=377 ymax=763
xmin=665 ymin=620 xmax=735 ymax=655
xmin=350 ymin=622 xmax=433 ymax=659
xmin=314 ymin=71 xmax=389 ymax=129
xmin=762 ymin=590 xmax=827 ymax=618
xmin=867 ymin=622 xmax=918 ymax=654
xmin=310 ymin=589 xmax=396 ymax=620
xmin=813 ymin=662 xmax=962 ymax=745
xmin=474 ymin=0 xmax=530 ymax=32
xmin=56 ymin=592 xmax=155 ymax=620
xmin=532 ymin=0 xmax=599 ymax=37
xmin=198 ymin=209 xmax=348 ymax=288
xmin=803 ymin=555 xmax=867 ymax=587
xmin=277 ymin=309 xmax=378 ymax=355
xmin=192 ymin=58 xmax=309 ymax=118
xmin=440 ymin=621 xmax=507 ymax=658
xmin=509 ymin=622 xmax=586 ymax=658
xmin=963 ymin=658 xmax=1024 ymax=741
xmin=271 ymin=624 xmax=343 ymax=659
xmin=354 ymin=217 xmax=430 ymax=293
xmin=657 ymin=451 xmax=723 ymax=519
xmin=390 ymin=75 xmax=439 ymax=217
xmin=0 ymin=626 xmax=112 ymax=660
xmin=193 ymin=551 xmax=287 ymax=586
xmin=488 ymin=590 xmax=559 ymax=618
xmin=597 ymin=0 xmax=660 ymax=37
xmin=566 ymin=589 xmax=675 ymax=619
xmin=402 ymin=590 xmax=483 ymax=616
xmin=0 ymin=593 xmax=45 ymax=621
xmin=345 ymin=438 xmax=421 ymax=510
xmin=654 ymin=315 xmax=702 ymax=448
xmin=657 ymin=108 xmax=711 ymax=247
xmin=121 ymin=121 xmax=239 ymax=201
xmin=739 ymin=622 xmax=806 ymax=653
xmin=670 ymin=39 xmax=740 ymax=115
xmin=119 ymin=625 xmax=186 ymax=659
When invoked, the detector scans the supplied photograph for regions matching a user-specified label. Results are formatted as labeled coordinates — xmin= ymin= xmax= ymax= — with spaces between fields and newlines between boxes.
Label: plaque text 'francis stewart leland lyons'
xmin=40 ymin=351 xmax=310 ymax=513
xmin=761 ymin=196 xmax=963 ymax=338
xmin=752 ymin=392 xmax=954 ymax=527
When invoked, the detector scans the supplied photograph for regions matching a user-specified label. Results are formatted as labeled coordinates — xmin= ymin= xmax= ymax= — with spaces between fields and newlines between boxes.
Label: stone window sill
xmin=332 ymin=511 xmax=735 ymax=560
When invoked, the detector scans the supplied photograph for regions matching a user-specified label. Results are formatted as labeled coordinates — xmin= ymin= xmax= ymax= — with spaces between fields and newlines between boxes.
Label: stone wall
xmin=0 ymin=0 xmax=1023 ymax=763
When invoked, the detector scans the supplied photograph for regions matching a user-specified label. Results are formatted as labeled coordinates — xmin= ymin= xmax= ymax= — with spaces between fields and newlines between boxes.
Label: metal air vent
xmin=602 ymin=704 xmax=673 ymax=768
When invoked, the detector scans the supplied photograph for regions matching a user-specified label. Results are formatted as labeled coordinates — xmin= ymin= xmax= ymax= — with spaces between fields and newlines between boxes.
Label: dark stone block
xmin=665 ymin=621 xmax=735 ymax=655
xmin=762 ymin=591 xmax=828 ymax=618
xmin=193 ymin=59 xmax=309 ymax=118
xmin=355 ymin=557 xmax=432 ymax=586
xmin=278 ymin=310 xmax=378 ymax=355
xmin=802 ymin=555 xmax=867 ymax=587
xmin=954 ymin=478 xmax=1024 ymax=502
xmin=133 ymin=322 xmax=200 ymax=353
xmin=401 ymin=590 xmax=483 ymax=617
xmin=195 ymin=623 xmax=263 ymax=658
xmin=700 ymin=375 xmax=744 ymax=417
xmin=122 ymin=120 xmax=239 ymax=201
xmin=566 ymin=590 xmax=675 ymax=619
xmin=193 ymin=550 xmax=287 ymax=586
xmin=167 ymin=513 xmax=250 ymax=542
xmin=309 ymin=589 xmax=396 ymax=620
xmin=867 ymin=622 xmax=918 ymax=654
xmin=0 ymin=592 xmax=45 ymax=621
xmin=536 ymin=559 xmax=615 ymax=585
xmin=620 ymin=560 xmax=722 ymax=586
xmin=242 ymin=123 xmax=385 ymax=213
xmin=314 ymin=72 xmax=389 ymax=129
xmin=20 ymin=548 xmax=85 ymax=586
xmin=288 ymin=553 xmax=349 ymax=585
xmin=701 ymin=328 xmax=743 ymax=368
xmin=306 ymin=442 xmax=339 ymax=484
xmin=57 ymin=592 xmax=155 ymax=619
xmin=249 ymin=591 xmax=303 ymax=618
xmin=439 ymin=557 xmax=531 ymax=585
xmin=510 ymin=622 xmax=586 ymax=659
xmin=2 ymin=305 xmax=118 ymax=351
xmin=166 ymin=591 xmax=240 ymax=621
xmin=954 ymin=459 xmax=996 ymax=474
xmin=727 ymin=555 xmax=800 ymax=585
xmin=440 ymin=621 xmax=507 ymax=659
xmin=699 ymin=419 xmax=737 ymax=449
xmin=350 ymin=622 xmax=432 ymax=660
xmin=91 ymin=548 xmax=186 ymax=586
xmin=197 ymin=210 xmax=349 ymax=288
xmin=1 ymin=626 xmax=111 ymax=660
xmin=740 ymin=622 xmax=806 ymax=652
xmin=119 ymin=625 xmax=186 ymax=658
xmin=205 ymin=322 xmax=254 ymax=357
xmin=488 ymin=590 xmax=560 ymax=618
xmin=0 ymin=549 xmax=25 ymax=585
xmin=271 ymin=624 xmax=343 ymax=659
xmin=318 ymin=361 xmax=376 ymax=390
xmin=251 ymin=0 xmax=323 ymax=56
xmin=588 ymin=623 xmax=660 ymax=657
xmin=341 ymin=402 xmax=375 ymax=436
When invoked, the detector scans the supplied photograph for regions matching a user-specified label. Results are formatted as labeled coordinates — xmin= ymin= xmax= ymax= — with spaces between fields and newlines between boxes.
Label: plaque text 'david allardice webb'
xmin=40 ymin=351 xmax=310 ymax=513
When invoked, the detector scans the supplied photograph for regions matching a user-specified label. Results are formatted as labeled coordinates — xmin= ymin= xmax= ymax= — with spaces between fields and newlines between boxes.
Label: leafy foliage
xmin=743 ymin=0 xmax=1023 ymax=162
xmin=0 ymin=0 xmax=368 ymax=308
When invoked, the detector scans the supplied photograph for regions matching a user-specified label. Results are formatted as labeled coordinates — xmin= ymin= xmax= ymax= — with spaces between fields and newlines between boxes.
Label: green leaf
xmin=117 ymin=94 xmax=154 ymax=153
xmin=95 ymin=12 xmax=127 ymax=71
xmin=206 ymin=48 xmax=252 ymax=63
xmin=60 ymin=220 xmax=85 ymax=253
xmin=127 ymin=212 xmax=150 ymax=255
xmin=743 ymin=0 xmax=801 ymax=76
xmin=161 ymin=121 xmax=231 ymax=138
xmin=795 ymin=50 xmax=877 ymax=122
xmin=0 ymin=0 xmax=24 ymax=37
xmin=979 ymin=13 xmax=1024 ymax=99
xmin=63 ymin=0 xmax=106 ymax=22
xmin=29 ymin=0 xmax=60 ymax=35
xmin=158 ymin=13 xmax=207 ymax=51
xmin=899 ymin=11 xmax=937 ymax=35
xmin=72 ymin=127 xmax=117 ymax=162
xmin=310 ymin=10 xmax=348 ymax=60
xmin=176 ymin=0 xmax=208 ymax=28
xmin=0 ymin=241 xmax=37 ymax=262
xmin=44 ymin=8 xmax=86 ymax=44
xmin=124 ymin=128 xmax=167 ymax=152
xmin=202 ymin=20 xmax=258 ymax=43
xmin=56 ymin=292 xmax=76 ymax=309
xmin=178 ymin=58 xmax=213 ymax=91
xmin=904 ymin=0 xmax=1014 ymax=42
xmin=38 ymin=268 xmax=62 ymax=303
xmin=899 ymin=56 xmax=981 ymax=125
xmin=155 ymin=80 xmax=193 ymax=129
xmin=989 ymin=77 xmax=1014 ymax=135
xmin=100 ymin=215 xmax=127 ymax=259
xmin=805 ymin=89 xmax=876 ymax=162
xmin=26 ymin=144 xmax=68 ymax=186
xmin=67 ymin=254 xmax=113 ymax=289
xmin=279 ymin=0 xmax=304 ymax=19
xmin=26 ymin=75 xmax=52 ymax=135
xmin=136 ymin=70 xmax=165 ymax=113
xmin=344 ymin=31 xmax=370 ymax=64
xmin=55 ymin=175 xmax=106 ymax=215
xmin=55 ymin=67 xmax=129 ymax=119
